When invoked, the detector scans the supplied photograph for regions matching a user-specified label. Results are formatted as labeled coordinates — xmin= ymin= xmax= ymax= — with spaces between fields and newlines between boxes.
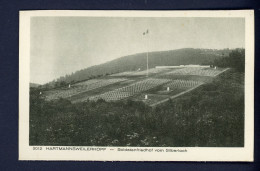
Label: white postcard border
xmin=19 ymin=10 xmax=254 ymax=161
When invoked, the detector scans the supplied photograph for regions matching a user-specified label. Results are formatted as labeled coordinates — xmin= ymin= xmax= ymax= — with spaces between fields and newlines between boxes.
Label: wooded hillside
xmin=44 ymin=48 xmax=233 ymax=88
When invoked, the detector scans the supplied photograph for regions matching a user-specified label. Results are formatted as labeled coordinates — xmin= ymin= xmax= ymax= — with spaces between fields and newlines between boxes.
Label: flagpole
xmin=143 ymin=29 xmax=149 ymax=77
xmin=146 ymin=29 xmax=149 ymax=77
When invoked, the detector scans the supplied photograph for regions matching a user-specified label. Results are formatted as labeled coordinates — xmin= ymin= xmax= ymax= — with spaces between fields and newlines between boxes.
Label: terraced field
xmin=44 ymin=66 xmax=229 ymax=106
xmin=44 ymin=78 xmax=127 ymax=101
xmin=110 ymin=68 xmax=169 ymax=77
xmin=189 ymin=69 xmax=223 ymax=77
xmin=164 ymin=79 xmax=203 ymax=89
xmin=130 ymin=68 xmax=169 ymax=76
xmin=87 ymin=78 xmax=171 ymax=101
xmin=165 ymin=67 xmax=202 ymax=75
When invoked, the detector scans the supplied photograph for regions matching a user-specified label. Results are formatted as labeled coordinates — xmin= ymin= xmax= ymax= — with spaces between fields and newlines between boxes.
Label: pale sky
xmin=30 ymin=17 xmax=245 ymax=84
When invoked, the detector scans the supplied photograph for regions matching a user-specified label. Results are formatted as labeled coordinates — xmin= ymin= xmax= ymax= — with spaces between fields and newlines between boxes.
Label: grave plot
xmin=130 ymin=68 xmax=168 ymax=76
xmin=165 ymin=67 xmax=203 ymax=75
xmin=44 ymin=78 xmax=128 ymax=101
xmin=110 ymin=68 xmax=168 ymax=77
xmin=110 ymin=71 xmax=136 ymax=77
xmin=131 ymin=79 xmax=204 ymax=106
xmin=76 ymin=78 xmax=128 ymax=91
xmin=118 ymin=78 xmax=171 ymax=93
xmin=87 ymin=78 xmax=171 ymax=102
xmin=188 ymin=68 xmax=225 ymax=77
xmin=164 ymin=79 xmax=204 ymax=89
xmin=89 ymin=91 xmax=132 ymax=101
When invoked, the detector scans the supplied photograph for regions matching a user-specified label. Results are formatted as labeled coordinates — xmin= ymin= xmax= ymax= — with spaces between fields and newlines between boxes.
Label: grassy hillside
xmin=30 ymin=68 xmax=244 ymax=147
xmin=29 ymin=49 xmax=244 ymax=147
xmin=45 ymin=48 xmax=232 ymax=87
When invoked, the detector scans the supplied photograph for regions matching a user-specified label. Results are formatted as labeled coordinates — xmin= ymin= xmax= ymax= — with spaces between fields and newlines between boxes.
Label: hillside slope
xmin=48 ymin=48 xmax=231 ymax=86
xmin=30 ymin=69 xmax=244 ymax=147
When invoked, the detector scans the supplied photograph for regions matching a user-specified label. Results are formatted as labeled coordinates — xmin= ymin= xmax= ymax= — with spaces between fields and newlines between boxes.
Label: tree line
xmin=212 ymin=49 xmax=245 ymax=72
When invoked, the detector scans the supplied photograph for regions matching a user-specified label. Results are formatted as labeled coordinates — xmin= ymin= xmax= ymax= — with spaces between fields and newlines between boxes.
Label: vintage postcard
xmin=19 ymin=10 xmax=254 ymax=161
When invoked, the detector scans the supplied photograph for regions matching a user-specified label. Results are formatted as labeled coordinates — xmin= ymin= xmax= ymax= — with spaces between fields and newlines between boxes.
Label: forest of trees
xmin=213 ymin=49 xmax=245 ymax=72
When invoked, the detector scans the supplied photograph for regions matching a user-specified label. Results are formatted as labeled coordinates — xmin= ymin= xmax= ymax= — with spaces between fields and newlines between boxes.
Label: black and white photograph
xmin=19 ymin=10 xmax=254 ymax=161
